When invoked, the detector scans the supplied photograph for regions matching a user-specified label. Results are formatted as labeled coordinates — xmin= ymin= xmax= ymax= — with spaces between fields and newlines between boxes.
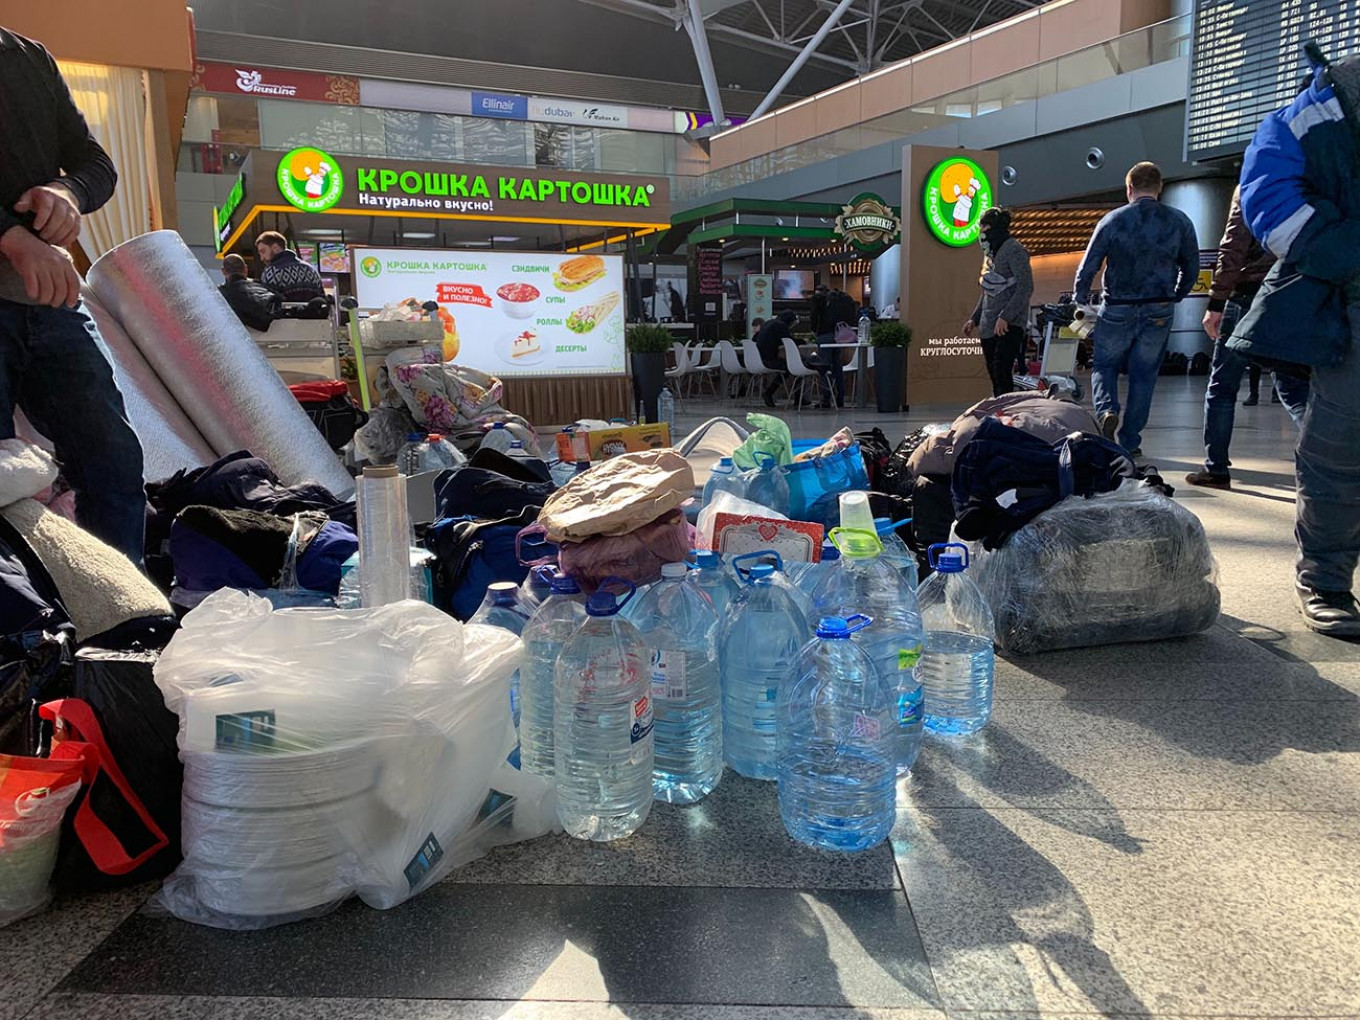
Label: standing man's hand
xmin=0 ymin=226 xmax=82 ymax=308
xmin=994 ymin=317 xmax=1010 ymax=335
xmin=14 ymin=183 xmax=82 ymax=247
xmin=961 ymin=319 xmax=975 ymax=336
xmin=1203 ymin=309 xmax=1223 ymax=341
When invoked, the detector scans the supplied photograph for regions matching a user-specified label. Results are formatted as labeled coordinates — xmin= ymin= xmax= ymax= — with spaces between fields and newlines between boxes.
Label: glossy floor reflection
xmin=9 ymin=374 xmax=1358 ymax=1020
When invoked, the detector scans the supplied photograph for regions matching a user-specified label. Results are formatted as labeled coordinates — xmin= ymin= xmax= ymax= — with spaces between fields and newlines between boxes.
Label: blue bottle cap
xmin=816 ymin=613 xmax=872 ymax=638
xmin=510 ymin=441 xmax=524 ymax=449
xmin=406 ymin=433 xmax=425 ymax=442
xmin=749 ymin=564 xmax=775 ymax=581
xmin=694 ymin=550 xmax=721 ymax=569
xmin=929 ymin=542 xmax=970 ymax=573
xmin=492 ymin=422 xmax=507 ymax=429
xmin=584 ymin=576 xmax=635 ymax=616
xmin=822 ymin=544 xmax=841 ymax=563
xmin=718 ymin=457 xmax=733 ymax=468
xmin=549 ymin=572 xmax=581 ymax=595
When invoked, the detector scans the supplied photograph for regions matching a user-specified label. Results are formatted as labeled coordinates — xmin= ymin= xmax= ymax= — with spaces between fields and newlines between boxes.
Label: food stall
xmin=213 ymin=149 xmax=671 ymax=423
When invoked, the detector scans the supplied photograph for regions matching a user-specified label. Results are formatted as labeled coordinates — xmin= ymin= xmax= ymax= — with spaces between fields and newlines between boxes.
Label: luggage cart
xmin=1013 ymin=303 xmax=1084 ymax=400
xmin=339 ymin=299 xmax=444 ymax=410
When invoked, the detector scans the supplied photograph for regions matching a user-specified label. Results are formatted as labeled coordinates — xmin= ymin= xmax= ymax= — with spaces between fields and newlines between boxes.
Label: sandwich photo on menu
xmin=553 ymin=255 xmax=607 ymax=293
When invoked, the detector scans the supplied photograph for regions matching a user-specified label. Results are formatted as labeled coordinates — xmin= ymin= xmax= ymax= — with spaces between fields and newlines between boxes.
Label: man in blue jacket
xmin=1073 ymin=162 xmax=1200 ymax=457
xmin=1237 ymin=47 xmax=1360 ymax=635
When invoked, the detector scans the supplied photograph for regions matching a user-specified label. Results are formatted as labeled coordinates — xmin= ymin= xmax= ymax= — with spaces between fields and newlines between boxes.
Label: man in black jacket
xmin=256 ymin=230 xmax=324 ymax=302
xmin=220 ymin=254 xmax=280 ymax=332
xmin=755 ymin=311 xmax=796 ymax=407
xmin=0 ymin=28 xmax=145 ymax=563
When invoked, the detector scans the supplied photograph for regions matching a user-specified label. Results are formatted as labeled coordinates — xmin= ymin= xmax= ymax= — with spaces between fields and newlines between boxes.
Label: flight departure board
xmin=1187 ymin=0 xmax=1360 ymax=162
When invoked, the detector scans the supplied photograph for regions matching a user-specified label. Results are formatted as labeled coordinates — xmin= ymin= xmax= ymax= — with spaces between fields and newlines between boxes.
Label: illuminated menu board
xmin=1187 ymin=0 xmax=1360 ymax=161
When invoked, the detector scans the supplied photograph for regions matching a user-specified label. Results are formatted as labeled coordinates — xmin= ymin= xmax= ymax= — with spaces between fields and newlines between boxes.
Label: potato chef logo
xmin=922 ymin=158 xmax=993 ymax=247
xmin=835 ymin=193 xmax=901 ymax=253
xmin=360 ymin=256 xmax=382 ymax=278
xmin=277 ymin=146 xmax=343 ymax=213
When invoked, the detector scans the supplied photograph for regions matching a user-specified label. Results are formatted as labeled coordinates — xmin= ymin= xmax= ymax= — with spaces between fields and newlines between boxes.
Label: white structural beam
xmin=749 ymin=0 xmax=858 ymax=118
xmin=680 ymin=0 xmax=729 ymax=125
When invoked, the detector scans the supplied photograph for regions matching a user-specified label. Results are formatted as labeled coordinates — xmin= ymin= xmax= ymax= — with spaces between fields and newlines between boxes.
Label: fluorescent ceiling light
xmin=491 ymin=235 xmax=521 ymax=242
xmin=304 ymin=228 xmax=342 ymax=237
xmin=461 ymin=240 xmax=493 ymax=247
xmin=402 ymin=232 xmax=436 ymax=239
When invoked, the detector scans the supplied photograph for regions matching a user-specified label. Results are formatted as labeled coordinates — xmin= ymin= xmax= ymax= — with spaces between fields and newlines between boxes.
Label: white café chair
xmin=844 ymin=346 xmax=874 ymax=404
xmin=666 ymin=342 xmax=690 ymax=409
xmin=686 ymin=342 xmax=720 ymax=398
xmin=781 ymin=338 xmax=827 ymax=410
xmin=716 ymin=340 xmax=749 ymax=400
xmin=741 ymin=339 xmax=777 ymax=400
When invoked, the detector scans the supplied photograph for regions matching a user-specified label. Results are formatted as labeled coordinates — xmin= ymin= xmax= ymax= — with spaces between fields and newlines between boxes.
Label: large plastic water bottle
xmin=874 ymin=517 xmax=919 ymax=589
xmin=719 ymin=554 xmax=809 ymax=780
xmin=632 ymin=562 xmax=722 ymax=804
xmin=811 ymin=528 xmax=925 ymax=774
xmin=471 ymin=581 xmax=535 ymax=726
xmin=398 ymin=433 xmax=426 ymax=475
xmin=479 ymin=421 xmax=516 ymax=454
xmin=554 ymin=582 xmax=654 ymax=840
xmin=703 ymin=457 xmax=743 ymax=505
xmin=789 ymin=544 xmax=841 ymax=603
xmin=916 ymin=543 xmax=995 ymax=736
xmin=688 ymin=550 xmax=738 ymax=619
xmin=519 ymin=568 xmax=587 ymax=778
xmin=507 ymin=440 xmax=534 ymax=462
xmin=657 ymin=387 xmax=676 ymax=436
xmin=777 ymin=614 xmax=896 ymax=852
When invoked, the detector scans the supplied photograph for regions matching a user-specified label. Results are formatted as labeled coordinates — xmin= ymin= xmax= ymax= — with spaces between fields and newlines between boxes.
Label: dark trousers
xmin=0 ymin=298 xmax=146 ymax=563
xmin=980 ymin=325 xmax=1025 ymax=398
xmin=762 ymin=350 xmax=788 ymax=401
xmin=805 ymin=351 xmax=844 ymax=405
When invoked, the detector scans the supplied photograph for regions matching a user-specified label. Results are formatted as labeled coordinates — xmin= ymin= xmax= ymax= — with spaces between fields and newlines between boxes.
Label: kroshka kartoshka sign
xmin=922 ymin=157 xmax=994 ymax=248
xmin=834 ymin=193 xmax=901 ymax=253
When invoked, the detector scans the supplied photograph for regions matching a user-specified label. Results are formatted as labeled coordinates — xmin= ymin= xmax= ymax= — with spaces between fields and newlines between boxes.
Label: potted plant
xmin=871 ymin=321 xmax=912 ymax=414
xmin=627 ymin=324 xmax=674 ymax=424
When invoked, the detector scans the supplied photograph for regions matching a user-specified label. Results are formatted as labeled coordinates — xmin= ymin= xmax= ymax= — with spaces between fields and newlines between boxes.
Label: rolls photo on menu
xmin=353 ymin=249 xmax=626 ymax=377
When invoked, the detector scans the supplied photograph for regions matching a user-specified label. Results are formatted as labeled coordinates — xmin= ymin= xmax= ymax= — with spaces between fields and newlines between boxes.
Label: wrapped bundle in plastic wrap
xmin=152 ymin=590 xmax=557 ymax=929
xmin=965 ymin=484 xmax=1220 ymax=655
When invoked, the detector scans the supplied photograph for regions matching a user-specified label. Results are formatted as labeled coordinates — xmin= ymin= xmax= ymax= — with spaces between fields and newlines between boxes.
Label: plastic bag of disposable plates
xmin=150 ymin=590 xmax=556 ymax=929
xmin=963 ymin=483 xmax=1220 ymax=655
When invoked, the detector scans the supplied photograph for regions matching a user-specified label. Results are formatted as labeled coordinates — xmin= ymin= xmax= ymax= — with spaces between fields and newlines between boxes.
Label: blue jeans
xmin=0 ymin=299 xmax=146 ymax=563
xmin=1202 ymin=298 xmax=1310 ymax=474
xmin=1090 ymin=301 xmax=1174 ymax=451
xmin=1295 ymin=283 xmax=1360 ymax=592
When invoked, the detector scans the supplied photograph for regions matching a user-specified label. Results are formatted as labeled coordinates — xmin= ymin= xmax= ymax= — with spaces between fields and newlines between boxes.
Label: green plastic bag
xmin=732 ymin=413 xmax=793 ymax=470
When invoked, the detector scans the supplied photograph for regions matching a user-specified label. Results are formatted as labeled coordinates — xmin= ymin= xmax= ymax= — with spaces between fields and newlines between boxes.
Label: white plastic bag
xmin=153 ymin=590 xmax=556 ymax=928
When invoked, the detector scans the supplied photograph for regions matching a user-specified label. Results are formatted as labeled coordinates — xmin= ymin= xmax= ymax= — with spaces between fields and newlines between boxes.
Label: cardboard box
xmin=713 ymin=514 xmax=824 ymax=563
xmin=556 ymin=423 xmax=672 ymax=462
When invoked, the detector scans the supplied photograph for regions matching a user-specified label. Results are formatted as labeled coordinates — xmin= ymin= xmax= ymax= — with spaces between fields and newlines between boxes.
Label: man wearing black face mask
xmin=963 ymin=207 xmax=1033 ymax=397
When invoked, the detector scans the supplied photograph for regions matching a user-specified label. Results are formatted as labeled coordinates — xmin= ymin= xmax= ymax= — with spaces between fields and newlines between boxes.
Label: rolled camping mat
xmin=82 ymin=288 xmax=216 ymax=483
xmin=87 ymin=231 xmax=355 ymax=498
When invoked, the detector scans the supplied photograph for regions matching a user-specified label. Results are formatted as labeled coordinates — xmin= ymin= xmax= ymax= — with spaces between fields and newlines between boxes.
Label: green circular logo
xmin=922 ymin=158 xmax=993 ymax=247
xmin=277 ymin=146 xmax=343 ymax=213
xmin=360 ymin=256 xmax=382 ymax=278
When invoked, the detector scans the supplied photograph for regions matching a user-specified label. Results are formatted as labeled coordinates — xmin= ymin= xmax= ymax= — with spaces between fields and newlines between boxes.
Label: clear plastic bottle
xmin=506 ymin=440 xmax=534 ymax=462
xmin=777 ymin=614 xmax=896 ymax=852
xmin=811 ymin=528 xmax=925 ymax=774
xmin=657 ymin=387 xmax=676 ymax=435
xmin=519 ymin=568 xmax=587 ymax=778
xmin=688 ymin=550 xmax=738 ymax=619
xmin=471 ymin=581 xmax=535 ymax=727
xmin=719 ymin=554 xmax=809 ymax=780
xmin=554 ymin=583 xmax=654 ymax=841
xmin=702 ymin=457 xmax=743 ymax=505
xmin=397 ymin=432 xmax=426 ymax=475
xmin=400 ymin=433 xmax=465 ymax=474
xmin=916 ymin=543 xmax=996 ymax=736
xmin=632 ymin=562 xmax=722 ymax=804
xmin=874 ymin=517 xmax=919 ymax=589
xmin=479 ymin=421 xmax=516 ymax=454
xmin=789 ymin=544 xmax=842 ymax=603
xmin=857 ymin=311 xmax=872 ymax=346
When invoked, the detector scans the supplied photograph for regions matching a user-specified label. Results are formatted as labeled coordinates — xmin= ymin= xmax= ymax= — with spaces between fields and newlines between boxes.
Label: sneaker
xmin=1098 ymin=411 xmax=1119 ymax=440
xmin=1185 ymin=470 xmax=1232 ymax=489
xmin=1242 ymin=395 xmax=1260 ymax=406
xmin=1297 ymin=585 xmax=1360 ymax=636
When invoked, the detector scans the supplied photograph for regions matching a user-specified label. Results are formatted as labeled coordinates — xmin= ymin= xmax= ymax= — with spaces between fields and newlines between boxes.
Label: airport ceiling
xmin=576 ymin=0 xmax=1056 ymax=74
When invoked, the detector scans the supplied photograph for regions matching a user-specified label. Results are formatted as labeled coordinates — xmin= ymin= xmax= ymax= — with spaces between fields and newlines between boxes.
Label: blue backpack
xmin=423 ymin=506 xmax=538 ymax=620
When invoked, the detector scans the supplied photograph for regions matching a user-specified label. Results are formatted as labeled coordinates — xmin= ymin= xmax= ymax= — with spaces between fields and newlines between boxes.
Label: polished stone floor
xmin=8 ymin=375 xmax=1359 ymax=1020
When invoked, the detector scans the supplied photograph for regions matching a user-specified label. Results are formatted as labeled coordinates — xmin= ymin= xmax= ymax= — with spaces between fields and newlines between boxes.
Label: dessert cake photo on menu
xmin=511 ymin=328 xmax=541 ymax=359
xmin=553 ymin=255 xmax=607 ymax=292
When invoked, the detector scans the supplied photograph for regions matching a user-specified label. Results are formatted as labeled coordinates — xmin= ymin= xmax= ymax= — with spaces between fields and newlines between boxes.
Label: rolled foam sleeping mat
xmin=82 ymin=287 xmax=216 ymax=483
xmin=87 ymin=231 xmax=355 ymax=498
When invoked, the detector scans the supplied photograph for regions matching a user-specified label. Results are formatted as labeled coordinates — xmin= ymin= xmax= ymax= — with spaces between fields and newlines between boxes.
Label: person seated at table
xmin=756 ymin=310 xmax=797 ymax=407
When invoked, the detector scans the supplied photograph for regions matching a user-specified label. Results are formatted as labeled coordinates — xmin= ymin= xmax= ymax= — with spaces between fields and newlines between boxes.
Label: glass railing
xmin=676 ymin=14 xmax=1190 ymax=202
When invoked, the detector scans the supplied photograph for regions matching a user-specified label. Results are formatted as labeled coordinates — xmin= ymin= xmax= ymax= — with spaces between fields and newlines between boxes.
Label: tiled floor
xmin=8 ymin=374 xmax=1359 ymax=1020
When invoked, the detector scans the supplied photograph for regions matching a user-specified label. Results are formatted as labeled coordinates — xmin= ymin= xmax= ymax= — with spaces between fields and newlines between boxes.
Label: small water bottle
xmin=632 ymin=562 xmax=722 ymax=804
xmin=657 ymin=387 xmax=676 ymax=436
xmin=874 ymin=517 xmax=919 ymax=589
xmin=718 ymin=553 xmax=809 ymax=780
xmin=857 ymin=311 xmax=871 ymax=346
xmin=397 ymin=433 xmax=426 ymax=475
xmin=916 ymin=543 xmax=995 ymax=736
xmin=702 ymin=457 xmax=744 ymax=505
xmin=479 ymin=421 xmax=516 ymax=454
xmin=811 ymin=527 xmax=925 ymax=774
xmin=777 ymin=614 xmax=896 ymax=852
xmin=471 ymin=581 xmax=536 ymax=727
xmin=519 ymin=567 xmax=587 ymax=778
xmin=688 ymin=549 xmax=738 ymax=619
xmin=554 ymin=580 xmax=654 ymax=840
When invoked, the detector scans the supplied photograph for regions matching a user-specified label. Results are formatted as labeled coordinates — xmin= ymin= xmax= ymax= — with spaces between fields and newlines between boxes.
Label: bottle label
xmin=630 ymin=694 xmax=654 ymax=744
xmin=898 ymin=690 xmax=922 ymax=727
xmin=897 ymin=643 xmax=923 ymax=670
xmin=403 ymin=832 xmax=444 ymax=890
xmin=215 ymin=709 xmax=276 ymax=751
xmin=650 ymin=649 xmax=687 ymax=700
xmin=852 ymin=714 xmax=882 ymax=742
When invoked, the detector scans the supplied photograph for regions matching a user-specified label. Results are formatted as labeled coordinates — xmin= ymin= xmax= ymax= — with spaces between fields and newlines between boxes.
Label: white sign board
xmin=353 ymin=248 xmax=625 ymax=377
